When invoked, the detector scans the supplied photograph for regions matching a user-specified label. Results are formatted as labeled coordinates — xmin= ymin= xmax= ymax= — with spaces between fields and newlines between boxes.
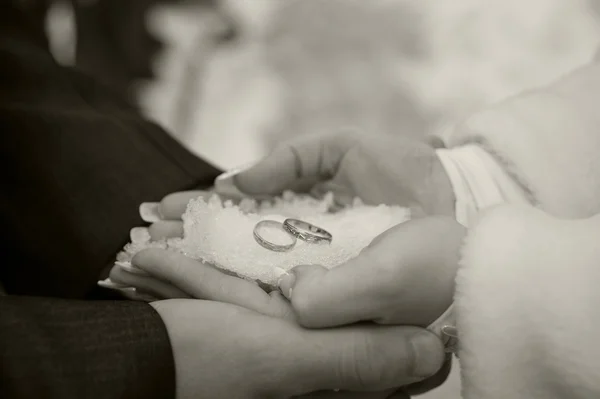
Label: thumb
xmin=278 ymin=218 xmax=464 ymax=329
xmin=277 ymin=255 xmax=390 ymax=328
xmin=215 ymin=132 xmax=358 ymax=196
xmin=290 ymin=325 xmax=445 ymax=393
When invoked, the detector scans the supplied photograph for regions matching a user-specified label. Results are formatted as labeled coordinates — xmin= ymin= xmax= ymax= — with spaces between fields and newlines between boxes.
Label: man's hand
xmin=111 ymin=246 xmax=449 ymax=398
xmin=151 ymin=298 xmax=445 ymax=399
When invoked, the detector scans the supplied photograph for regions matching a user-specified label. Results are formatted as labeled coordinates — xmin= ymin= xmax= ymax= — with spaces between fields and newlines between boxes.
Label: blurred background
xmin=40 ymin=0 xmax=600 ymax=169
xmin=31 ymin=0 xmax=600 ymax=396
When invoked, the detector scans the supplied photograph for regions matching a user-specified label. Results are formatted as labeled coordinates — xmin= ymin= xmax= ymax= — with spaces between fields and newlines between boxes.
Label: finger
xmin=139 ymin=202 xmax=162 ymax=223
xmin=311 ymin=181 xmax=356 ymax=207
xmin=279 ymin=217 xmax=464 ymax=328
xmin=109 ymin=266 xmax=191 ymax=299
xmin=291 ymin=326 xmax=445 ymax=394
xmin=403 ymin=354 xmax=452 ymax=396
xmin=130 ymin=227 xmax=151 ymax=243
xmin=232 ymin=132 xmax=359 ymax=196
xmin=132 ymin=249 xmax=280 ymax=315
xmin=97 ymin=279 xmax=159 ymax=302
xmin=148 ymin=221 xmax=183 ymax=240
xmin=159 ymin=190 xmax=211 ymax=220
xmin=267 ymin=290 xmax=297 ymax=321
xmin=278 ymin=258 xmax=392 ymax=328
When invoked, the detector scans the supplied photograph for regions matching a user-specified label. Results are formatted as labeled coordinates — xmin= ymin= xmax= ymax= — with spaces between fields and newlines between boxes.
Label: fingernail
xmin=277 ymin=272 xmax=295 ymax=300
xmin=115 ymin=261 xmax=150 ymax=276
xmin=140 ymin=202 xmax=162 ymax=223
xmin=214 ymin=169 xmax=248 ymax=199
xmin=213 ymin=161 xmax=261 ymax=197
xmin=97 ymin=279 xmax=131 ymax=290
xmin=130 ymin=227 xmax=151 ymax=243
xmin=410 ymin=332 xmax=444 ymax=378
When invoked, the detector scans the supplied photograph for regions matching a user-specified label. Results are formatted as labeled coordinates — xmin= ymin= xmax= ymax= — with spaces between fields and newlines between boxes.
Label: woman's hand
xmin=277 ymin=216 xmax=466 ymax=328
xmin=111 ymin=248 xmax=295 ymax=320
xmin=276 ymin=216 xmax=465 ymax=397
xmin=111 ymin=217 xmax=462 ymax=397
xmin=216 ymin=131 xmax=455 ymax=216
xmin=137 ymin=190 xmax=213 ymax=239
xmin=105 ymin=190 xmax=212 ymax=301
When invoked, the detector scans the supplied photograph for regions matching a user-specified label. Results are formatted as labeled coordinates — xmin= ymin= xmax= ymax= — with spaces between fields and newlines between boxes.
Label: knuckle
xmin=348 ymin=333 xmax=395 ymax=389
xmin=349 ymin=329 xmax=444 ymax=389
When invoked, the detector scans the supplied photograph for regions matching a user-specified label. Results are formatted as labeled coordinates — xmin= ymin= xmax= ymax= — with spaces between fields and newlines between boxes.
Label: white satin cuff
xmin=435 ymin=144 xmax=530 ymax=227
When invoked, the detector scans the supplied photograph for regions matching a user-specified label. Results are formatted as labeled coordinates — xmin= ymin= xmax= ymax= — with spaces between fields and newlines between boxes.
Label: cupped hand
xmin=276 ymin=216 xmax=466 ymax=328
xmin=151 ymin=298 xmax=444 ymax=399
xmin=216 ymin=131 xmax=455 ymax=216
xmin=111 ymin=248 xmax=295 ymax=320
xmin=113 ymin=248 xmax=446 ymax=398
xmin=106 ymin=190 xmax=212 ymax=301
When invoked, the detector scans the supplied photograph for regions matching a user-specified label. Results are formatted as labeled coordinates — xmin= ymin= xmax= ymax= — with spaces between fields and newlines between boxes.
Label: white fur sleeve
xmin=455 ymin=204 xmax=600 ymax=399
xmin=442 ymin=63 xmax=600 ymax=219
xmin=426 ymin=144 xmax=531 ymax=347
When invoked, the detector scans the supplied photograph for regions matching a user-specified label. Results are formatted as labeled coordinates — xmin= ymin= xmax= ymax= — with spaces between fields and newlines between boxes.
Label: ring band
xmin=253 ymin=220 xmax=297 ymax=252
xmin=283 ymin=218 xmax=333 ymax=244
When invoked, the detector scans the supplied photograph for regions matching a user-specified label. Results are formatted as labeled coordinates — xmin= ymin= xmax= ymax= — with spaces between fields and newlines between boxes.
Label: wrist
xmin=415 ymin=151 xmax=456 ymax=217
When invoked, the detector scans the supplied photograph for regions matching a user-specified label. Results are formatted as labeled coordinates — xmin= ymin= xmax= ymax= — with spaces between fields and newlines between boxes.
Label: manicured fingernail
xmin=130 ymin=227 xmax=151 ymax=243
xmin=214 ymin=169 xmax=248 ymax=199
xmin=139 ymin=202 xmax=162 ymax=223
xmin=97 ymin=279 xmax=131 ymax=290
xmin=277 ymin=272 xmax=295 ymax=300
xmin=115 ymin=261 xmax=150 ymax=276
xmin=410 ymin=332 xmax=445 ymax=378
xmin=214 ymin=161 xmax=262 ymax=196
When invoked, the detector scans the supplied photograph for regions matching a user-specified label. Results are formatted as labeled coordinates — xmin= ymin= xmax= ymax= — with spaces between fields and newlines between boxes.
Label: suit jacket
xmin=0 ymin=3 xmax=221 ymax=397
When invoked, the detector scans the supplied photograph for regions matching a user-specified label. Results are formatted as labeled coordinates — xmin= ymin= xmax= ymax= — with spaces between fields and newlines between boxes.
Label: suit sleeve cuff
xmin=0 ymin=296 xmax=175 ymax=399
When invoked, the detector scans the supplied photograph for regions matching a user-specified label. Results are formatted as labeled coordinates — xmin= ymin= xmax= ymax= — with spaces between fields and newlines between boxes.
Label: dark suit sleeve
xmin=0 ymin=3 xmax=221 ymax=299
xmin=0 ymin=295 xmax=175 ymax=399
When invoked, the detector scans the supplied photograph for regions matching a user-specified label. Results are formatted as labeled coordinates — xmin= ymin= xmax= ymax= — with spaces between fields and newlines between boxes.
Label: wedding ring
xmin=253 ymin=220 xmax=297 ymax=252
xmin=283 ymin=218 xmax=333 ymax=244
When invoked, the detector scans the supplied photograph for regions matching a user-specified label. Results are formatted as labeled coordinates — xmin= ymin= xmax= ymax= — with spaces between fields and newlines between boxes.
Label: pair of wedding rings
xmin=253 ymin=218 xmax=332 ymax=252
